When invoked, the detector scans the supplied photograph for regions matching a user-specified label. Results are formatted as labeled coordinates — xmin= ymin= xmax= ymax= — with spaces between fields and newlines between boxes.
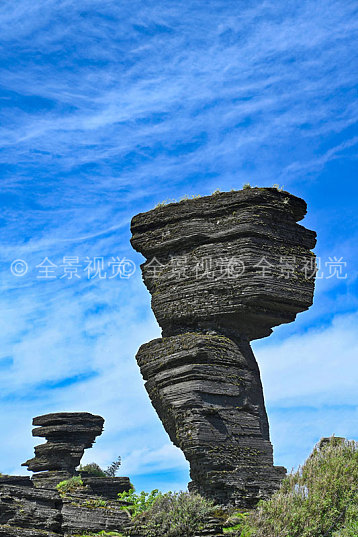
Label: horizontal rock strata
xmin=131 ymin=187 xmax=316 ymax=505
xmin=0 ymin=477 xmax=132 ymax=536
xmin=0 ymin=479 xmax=62 ymax=534
xmin=22 ymin=412 xmax=104 ymax=487
xmin=80 ymin=476 xmax=132 ymax=499
xmin=137 ymin=333 xmax=285 ymax=505
xmin=61 ymin=494 xmax=131 ymax=535
xmin=1 ymin=413 xmax=133 ymax=535
xmin=131 ymin=188 xmax=316 ymax=340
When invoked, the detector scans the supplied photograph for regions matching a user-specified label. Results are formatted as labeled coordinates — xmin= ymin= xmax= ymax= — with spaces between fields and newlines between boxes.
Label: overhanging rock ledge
xmin=131 ymin=187 xmax=317 ymax=506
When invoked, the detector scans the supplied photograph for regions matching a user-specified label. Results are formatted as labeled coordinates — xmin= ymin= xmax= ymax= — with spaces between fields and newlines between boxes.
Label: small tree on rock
xmin=104 ymin=455 xmax=122 ymax=477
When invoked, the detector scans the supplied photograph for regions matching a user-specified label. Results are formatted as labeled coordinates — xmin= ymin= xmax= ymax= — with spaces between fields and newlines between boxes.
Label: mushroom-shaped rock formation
xmin=22 ymin=412 xmax=104 ymax=487
xmin=1 ymin=414 xmax=134 ymax=535
xmin=131 ymin=187 xmax=317 ymax=506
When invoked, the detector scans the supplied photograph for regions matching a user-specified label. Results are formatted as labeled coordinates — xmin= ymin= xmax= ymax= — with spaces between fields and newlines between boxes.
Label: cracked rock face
xmin=0 ymin=475 xmax=132 ymax=537
xmin=22 ymin=412 xmax=104 ymax=487
xmin=131 ymin=187 xmax=316 ymax=506
xmin=1 ymin=413 xmax=133 ymax=536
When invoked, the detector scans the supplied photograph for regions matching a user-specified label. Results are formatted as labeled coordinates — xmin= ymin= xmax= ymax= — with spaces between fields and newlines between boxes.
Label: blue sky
xmin=0 ymin=0 xmax=357 ymax=491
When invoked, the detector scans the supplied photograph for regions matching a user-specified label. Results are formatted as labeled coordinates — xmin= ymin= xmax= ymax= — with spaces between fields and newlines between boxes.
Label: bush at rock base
xmin=77 ymin=456 xmax=122 ymax=477
xmin=117 ymin=488 xmax=162 ymax=516
xmin=228 ymin=437 xmax=358 ymax=537
xmin=72 ymin=437 xmax=358 ymax=537
xmin=129 ymin=490 xmax=215 ymax=537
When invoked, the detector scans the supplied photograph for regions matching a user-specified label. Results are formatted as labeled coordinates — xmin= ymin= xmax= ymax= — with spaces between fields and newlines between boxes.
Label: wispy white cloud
xmin=1 ymin=0 xmax=357 ymax=181
xmin=253 ymin=311 xmax=358 ymax=471
xmin=270 ymin=405 xmax=358 ymax=472
xmin=0 ymin=0 xmax=357 ymax=490
xmin=256 ymin=312 xmax=358 ymax=407
xmin=282 ymin=136 xmax=358 ymax=177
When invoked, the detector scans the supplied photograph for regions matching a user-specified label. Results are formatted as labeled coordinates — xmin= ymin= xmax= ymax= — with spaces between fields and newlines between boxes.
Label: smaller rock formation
xmin=22 ymin=412 xmax=104 ymax=488
xmin=0 ymin=473 xmax=132 ymax=537
xmin=1 ymin=413 xmax=133 ymax=536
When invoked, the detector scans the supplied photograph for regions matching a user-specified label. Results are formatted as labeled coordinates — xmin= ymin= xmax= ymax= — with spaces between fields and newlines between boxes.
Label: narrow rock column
xmin=131 ymin=187 xmax=316 ymax=506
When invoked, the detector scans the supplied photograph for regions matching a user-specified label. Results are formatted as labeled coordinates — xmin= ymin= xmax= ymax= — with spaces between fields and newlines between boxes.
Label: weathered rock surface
xmin=0 ymin=526 xmax=60 ymax=537
xmin=81 ymin=476 xmax=133 ymax=499
xmin=0 ymin=480 xmax=132 ymax=536
xmin=131 ymin=187 xmax=316 ymax=506
xmin=61 ymin=494 xmax=131 ymax=535
xmin=1 ymin=413 xmax=133 ymax=536
xmin=136 ymin=333 xmax=285 ymax=505
xmin=0 ymin=480 xmax=62 ymax=534
xmin=22 ymin=412 xmax=104 ymax=488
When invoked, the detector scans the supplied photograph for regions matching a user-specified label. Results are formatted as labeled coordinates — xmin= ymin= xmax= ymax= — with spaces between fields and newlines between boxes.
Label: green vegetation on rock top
xmin=56 ymin=475 xmax=84 ymax=495
xmin=153 ymin=184 xmax=288 ymax=209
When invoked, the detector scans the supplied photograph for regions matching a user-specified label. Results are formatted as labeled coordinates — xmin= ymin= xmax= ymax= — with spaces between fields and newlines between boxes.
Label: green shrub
xmin=78 ymin=456 xmax=121 ymax=478
xmin=242 ymin=183 xmax=251 ymax=190
xmin=78 ymin=462 xmax=107 ymax=477
xmin=223 ymin=512 xmax=252 ymax=534
xmin=237 ymin=437 xmax=358 ymax=537
xmin=117 ymin=488 xmax=162 ymax=516
xmin=131 ymin=491 xmax=215 ymax=537
xmin=56 ymin=476 xmax=84 ymax=494
xmin=82 ymin=498 xmax=108 ymax=508
xmin=333 ymin=516 xmax=358 ymax=536
xmin=104 ymin=456 xmax=122 ymax=477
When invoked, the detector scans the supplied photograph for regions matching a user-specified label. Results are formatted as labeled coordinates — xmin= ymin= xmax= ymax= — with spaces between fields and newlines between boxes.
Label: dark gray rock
xmin=131 ymin=187 xmax=316 ymax=506
xmin=0 ymin=483 xmax=62 ymax=533
xmin=61 ymin=494 xmax=131 ymax=535
xmin=194 ymin=516 xmax=226 ymax=536
xmin=0 ymin=526 xmax=60 ymax=536
xmin=30 ymin=471 xmax=76 ymax=490
xmin=81 ymin=476 xmax=133 ymax=499
xmin=0 ymin=476 xmax=33 ymax=487
xmin=0 ymin=483 xmax=132 ymax=536
xmin=22 ymin=412 xmax=104 ymax=488
xmin=131 ymin=188 xmax=316 ymax=340
xmin=1 ymin=412 xmax=133 ymax=536
xmin=136 ymin=333 xmax=285 ymax=506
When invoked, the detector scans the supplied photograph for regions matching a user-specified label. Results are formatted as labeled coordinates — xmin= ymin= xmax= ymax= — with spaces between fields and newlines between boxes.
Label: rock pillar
xmin=131 ymin=187 xmax=316 ymax=506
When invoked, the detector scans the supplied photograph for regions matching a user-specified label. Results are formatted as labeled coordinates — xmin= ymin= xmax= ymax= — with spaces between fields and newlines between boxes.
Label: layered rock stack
xmin=1 ymin=413 xmax=133 ymax=536
xmin=22 ymin=412 xmax=104 ymax=488
xmin=131 ymin=187 xmax=317 ymax=506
